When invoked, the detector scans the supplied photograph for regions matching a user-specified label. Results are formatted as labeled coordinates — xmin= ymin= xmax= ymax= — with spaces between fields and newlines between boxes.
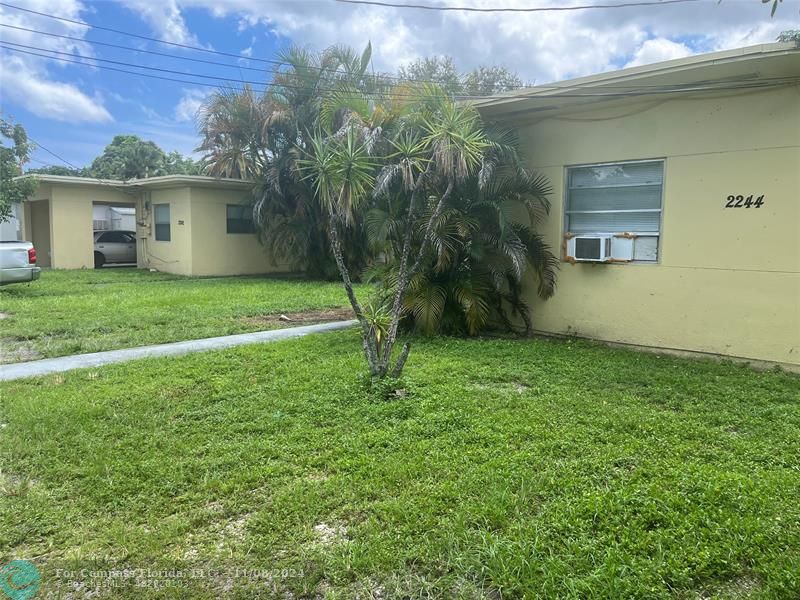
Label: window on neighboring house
xmin=565 ymin=160 xmax=664 ymax=262
xmin=154 ymin=203 xmax=171 ymax=241
xmin=226 ymin=204 xmax=255 ymax=234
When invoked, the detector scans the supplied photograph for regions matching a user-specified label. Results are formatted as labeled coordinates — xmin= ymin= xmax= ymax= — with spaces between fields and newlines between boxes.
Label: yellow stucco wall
xmin=48 ymin=184 xmax=135 ymax=269
xmin=26 ymin=200 xmax=52 ymax=268
xmin=188 ymin=187 xmax=286 ymax=277
xmin=139 ymin=187 xmax=193 ymax=276
xmin=511 ymin=85 xmax=800 ymax=367
xmin=135 ymin=185 xmax=288 ymax=277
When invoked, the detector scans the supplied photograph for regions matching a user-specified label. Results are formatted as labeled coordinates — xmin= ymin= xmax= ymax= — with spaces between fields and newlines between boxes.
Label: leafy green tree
xmin=89 ymin=135 xmax=198 ymax=180
xmin=777 ymin=30 xmax=800 ymax=43
xmin=397 ymin=55 xmax=523 ymax=96
xmin=0 ymin=117 xmax=36 ymax=223
xmin=26 ymin=165 xmax=88 ymax=177
xmin=397 ymin=56 xmax=462 ymax=95
xmin=463 ymin=65 xmax=524 ymax=96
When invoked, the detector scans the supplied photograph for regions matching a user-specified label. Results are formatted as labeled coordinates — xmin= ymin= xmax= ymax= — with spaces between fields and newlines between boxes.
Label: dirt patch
xmin=313 ymin=522 xmax=348 ymax=547
xmin=242 ymin=308 xmax=354 ymax=329
xmin=0 ymin=338 xmax=41 ymax=364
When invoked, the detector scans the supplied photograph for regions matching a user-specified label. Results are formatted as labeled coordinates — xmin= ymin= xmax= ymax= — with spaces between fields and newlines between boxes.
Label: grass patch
xmin=1 ymin=332 xmax=798 ymax=598
xmin=0 ymin=269 xmax=358 ymax=361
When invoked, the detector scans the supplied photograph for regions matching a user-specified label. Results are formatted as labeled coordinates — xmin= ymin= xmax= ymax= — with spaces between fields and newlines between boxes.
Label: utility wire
xmin=29 ymin=138 xmax=82 ymax=171
xmin=3 ymin=41 xmax=798 ymax=101
xmin=334 ymin=0 xmax=703 ymax=11
xmin=3 ymin=44 xmax=797 ymax=103
xmin=0 ymin=0 xmax=723 ymax=92
xmin=0 ymin=23 xmax=269 ymax=74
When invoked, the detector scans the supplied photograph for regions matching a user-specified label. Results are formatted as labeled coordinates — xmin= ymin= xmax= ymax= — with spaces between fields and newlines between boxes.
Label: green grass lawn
xmin=0 ymin=269 xmax=358 ymax=362
xmin=1 ymin=331 xmax=798 ymax=598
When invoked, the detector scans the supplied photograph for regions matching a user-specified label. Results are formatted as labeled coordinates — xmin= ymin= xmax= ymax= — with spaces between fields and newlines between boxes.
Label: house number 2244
xmin=725 ymin=194 xmax=765 ymax=208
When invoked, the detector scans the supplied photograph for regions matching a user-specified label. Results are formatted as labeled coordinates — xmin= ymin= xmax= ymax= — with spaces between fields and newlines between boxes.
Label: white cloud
xmin=115 ymin=0 xmax=200 ymax=45
xmin=625 ymin=38 xmax=693 ymax=68
xmin=175 ymin=89 xmax=209 ymax=122
xmin=169 ymin=0 xmax=794 ymax=84
xmin=0 ymin=57 xmax=112 ymax=123
xmin=0 ymin=0 xmax=112 ymax=123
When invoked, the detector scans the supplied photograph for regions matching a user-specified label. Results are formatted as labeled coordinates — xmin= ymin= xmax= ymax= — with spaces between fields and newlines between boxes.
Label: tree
xmin=27 ymin=165 xmax=88 ymax=177
xmin=397 ymin=56 xmax=523 ymax=96
xmin=300 ymin=86 xmax=554 ymax=379
xmin=397 ymin=56 xmax=462 ymax=96
xmin=198 ymin=43 xmax=384 ymax=279
xmin=777 ymin=30 xmax=800 ymax=43
xmin=463 ymin=66 xmax=523 ymax=96
xmin=0 ymin=118 xmax=36 ymax=223
xmin=367 ymin=127 xmax=557 ymax=336
xmin=89 ymin=135 xmax=199 ymax=180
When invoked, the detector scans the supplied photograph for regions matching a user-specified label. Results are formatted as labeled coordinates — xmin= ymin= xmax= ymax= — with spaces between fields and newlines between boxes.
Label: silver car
xmin=94 ymin=230 xmax=137 ymax=268
xmin=0 ymin=241 xmax=41 ymax=285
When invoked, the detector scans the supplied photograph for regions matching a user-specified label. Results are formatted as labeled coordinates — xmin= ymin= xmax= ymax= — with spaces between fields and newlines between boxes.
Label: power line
xmin=0 ymin=1 xmax=712 ymax=92
xmin=334 ymin=0 xmax=703 ymax=11
xmin=1 ymin=40 xmax=271 ymax=87
xmin=0 ymin=23 xmax=269 ymax=74
xmin=30 ymin=138 xmax=82 ymax=171
xmin=3 ymin=40 xmax=798 ymax=102
xmin=3 ymin=44 xmax=797 ymax=103
xmin=6 ymin=45 xmax=800 ymax=100
xmin=0 ymin=1 xmax=276 ymax=65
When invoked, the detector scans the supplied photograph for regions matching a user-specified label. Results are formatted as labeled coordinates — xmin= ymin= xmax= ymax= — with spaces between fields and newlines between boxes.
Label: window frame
xmin=225 ymin=203 xmax=256 ymax=235
xmin=563 ymin=158 xmax=665 ymax=264
xmin=153 ymin=203 xmax=171 ymax=242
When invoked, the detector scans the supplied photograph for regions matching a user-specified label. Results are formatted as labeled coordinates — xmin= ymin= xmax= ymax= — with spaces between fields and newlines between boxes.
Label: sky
xmin=0 ymin=0 xmax=795 ymax=169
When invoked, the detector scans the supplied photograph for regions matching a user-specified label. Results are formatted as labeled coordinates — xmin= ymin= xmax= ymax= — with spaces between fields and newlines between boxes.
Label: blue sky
xmin=0 ymin=0 xmax=793 ymax=169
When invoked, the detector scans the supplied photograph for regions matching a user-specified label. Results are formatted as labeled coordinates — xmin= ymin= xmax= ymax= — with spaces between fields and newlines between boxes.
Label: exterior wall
xmin=26 ymin=200 xmax=52 ymax=268
xmin=188 ymin=187 xmax=288 ymax=276
xmin=512 ymin=85 xmax=799 ymax=367
xmin=139 ymin=187 xmax=193 ymax=276
xmin=48 ymin=184 xmax=135 ymax=269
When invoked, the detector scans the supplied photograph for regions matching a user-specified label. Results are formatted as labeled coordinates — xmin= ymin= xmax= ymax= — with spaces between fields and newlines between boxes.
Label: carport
xmin=21 ymin=176 xmax=138 ymax=269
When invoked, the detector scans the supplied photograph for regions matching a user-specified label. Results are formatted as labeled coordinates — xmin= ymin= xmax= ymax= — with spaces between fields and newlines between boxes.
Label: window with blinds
xmin=565 ymin=160 xmax=663 ymax=262
xmin=154 ymin=203 xmax=171 ymax=241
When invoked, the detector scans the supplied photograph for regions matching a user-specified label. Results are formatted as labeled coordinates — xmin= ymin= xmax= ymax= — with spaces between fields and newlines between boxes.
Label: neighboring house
xmin=473 ymin=42 xmax=799 ymax=369
xmin=92 ymin=205 xmax=136 ymax=231
xmin=16 ymin=174 xmax=288 ymax=277
xmin=0 ymin=203 xmax=22 ymax=241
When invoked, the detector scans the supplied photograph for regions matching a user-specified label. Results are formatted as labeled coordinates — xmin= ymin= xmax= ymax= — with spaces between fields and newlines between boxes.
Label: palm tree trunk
xmin=326 ymin=217 xmax=381 ymax=374
xmin=379 ymin=179 xmax=455 ymax=376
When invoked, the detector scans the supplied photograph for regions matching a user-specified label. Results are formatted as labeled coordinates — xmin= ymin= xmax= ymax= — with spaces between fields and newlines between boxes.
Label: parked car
xmin=94 ymin=230 xmax=137 ymax=268
xmin=0 ymin=241 xmax=40 ymax=285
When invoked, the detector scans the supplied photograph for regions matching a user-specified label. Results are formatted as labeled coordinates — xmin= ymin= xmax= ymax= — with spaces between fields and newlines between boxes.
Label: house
xmin=17 ymin=174 xmax=288 ymax=277
xmin=472 ymin=42 xmax=799 ymax=370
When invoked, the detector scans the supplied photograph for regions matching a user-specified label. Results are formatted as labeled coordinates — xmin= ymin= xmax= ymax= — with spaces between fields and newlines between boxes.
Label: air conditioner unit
xmin=566 ymin=235 xmax=613 ymax=262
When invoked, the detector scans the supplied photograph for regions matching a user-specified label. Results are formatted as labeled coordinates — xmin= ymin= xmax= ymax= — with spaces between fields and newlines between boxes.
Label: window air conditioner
xmin=566 ymin=235 xmax=613 ymax=262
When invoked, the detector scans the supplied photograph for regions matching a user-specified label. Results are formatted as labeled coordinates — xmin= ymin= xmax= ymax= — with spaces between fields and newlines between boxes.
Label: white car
xmin=93 ymin=230 xmax=137 ymax=268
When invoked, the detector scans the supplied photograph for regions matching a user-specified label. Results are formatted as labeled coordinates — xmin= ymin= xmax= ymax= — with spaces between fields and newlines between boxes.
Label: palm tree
xmin=196 ymin=43 xmax=380 ymax=278
xmin=367 ymin=126 xmax=558 ymax=336
xmin=300 ymin=88 xmax=492 ymax=378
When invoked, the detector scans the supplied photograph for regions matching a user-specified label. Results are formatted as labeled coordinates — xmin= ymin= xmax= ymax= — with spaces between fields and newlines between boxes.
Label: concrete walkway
xmin=0 ymin=320 xmax=357 ymax=382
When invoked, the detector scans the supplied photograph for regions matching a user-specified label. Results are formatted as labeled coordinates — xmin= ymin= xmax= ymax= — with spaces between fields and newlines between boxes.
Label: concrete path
xmin=0 ymin=320 xmax=357 ymax=382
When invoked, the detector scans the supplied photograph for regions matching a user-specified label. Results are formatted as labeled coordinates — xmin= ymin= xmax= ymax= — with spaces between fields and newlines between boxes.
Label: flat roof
xmin=15 ymin=174 xmax=253 ymax=191
xmin=472 ymin=42 xmax=800 ymax=119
